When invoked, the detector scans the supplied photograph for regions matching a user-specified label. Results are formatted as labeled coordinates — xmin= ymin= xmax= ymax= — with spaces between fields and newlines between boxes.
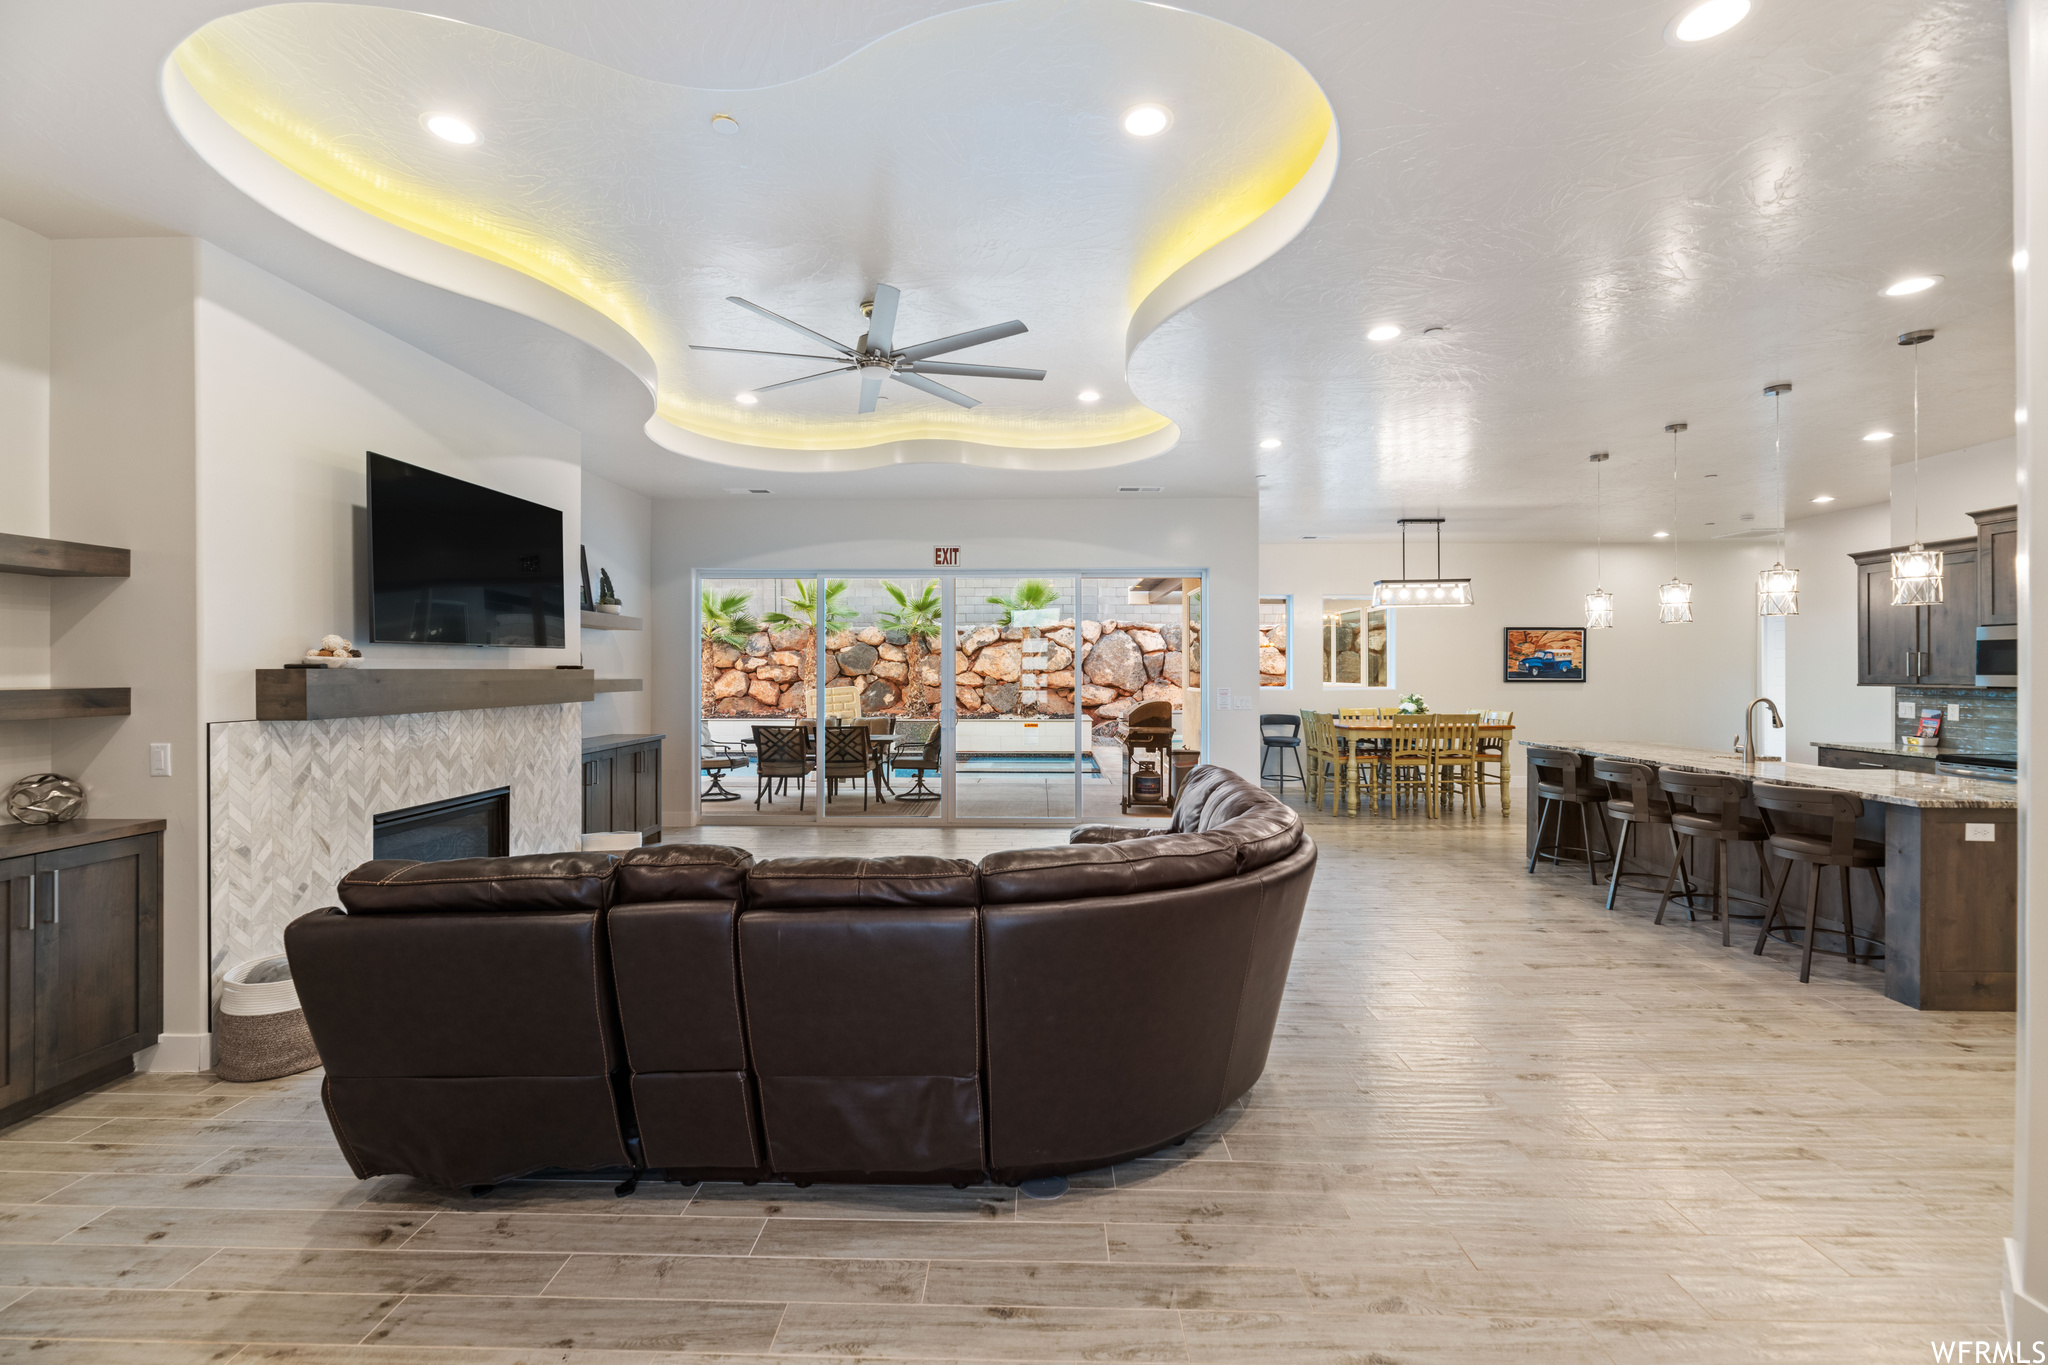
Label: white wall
xmin=1890 ymin=436 xmax=2018 ymax=545
xmin=1782 ymin=500 xmax=1895 ymax=759
xmin=47 ymin=238 xmax=207 ymax=1065
xmin=1259 ymin=539 xmax=1766 ymax=753
xmin=579 ymin=469 xmax=652 ymax=737
xmin=193 ymin=245 xmax=581 ymax=724
xmin=0 ymin=216 xmax=52 ymax=790
xmin=651 ymin=496 xmax=1262 ymax=822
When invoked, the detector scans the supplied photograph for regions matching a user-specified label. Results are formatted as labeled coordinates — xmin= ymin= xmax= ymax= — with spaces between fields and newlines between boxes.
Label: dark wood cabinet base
xmin=0 ymin=1056 xmax=132 ymax=1129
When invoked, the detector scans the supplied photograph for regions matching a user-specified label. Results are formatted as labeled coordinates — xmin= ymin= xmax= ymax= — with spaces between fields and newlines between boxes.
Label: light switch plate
xmin=1897 ymin=701 xmax=1915 ymax=719
xmin=1217 ymin=687 xmax=1232 ymax=711
xmin=1966 ymin=823 xmax=1996 ymax=842
xmin=1948 ymin=704 xmax=1961 ymax=720
xmin=148 ymin=743 xmax=172 ymax=777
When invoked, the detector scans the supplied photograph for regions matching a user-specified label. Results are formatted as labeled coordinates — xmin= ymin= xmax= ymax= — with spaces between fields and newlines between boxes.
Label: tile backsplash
xmin=1895 ymin=686 xmax=2017 ymax=755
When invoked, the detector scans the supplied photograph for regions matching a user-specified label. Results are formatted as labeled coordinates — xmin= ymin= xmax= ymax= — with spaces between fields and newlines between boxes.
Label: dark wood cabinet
xmin=1975 ymin=505 xmax=2019 ymax=627
xmin=1815 ymin=745 xmax=1938 ymax=774
xmin=581 ymin=734 xmax=665 ymax=844
xmin=0 ymin=823 xmax=163 ymax=1126
xmin=1851 ymin=538 xmax=1976 ymax=686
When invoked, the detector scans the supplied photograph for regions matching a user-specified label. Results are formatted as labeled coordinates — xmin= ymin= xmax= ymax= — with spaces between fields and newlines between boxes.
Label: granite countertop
xmin=1812 ymin=739 xmax=1943 ymax=758
xmin=1519 ymin=740 xmax=2016 ymax=810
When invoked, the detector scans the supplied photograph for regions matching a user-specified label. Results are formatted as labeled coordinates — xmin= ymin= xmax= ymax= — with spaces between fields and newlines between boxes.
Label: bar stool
xmin=1656 ymin=770 xmax=1779 ymax=946
xmin=1589 ymin=759 xmax=1688 ymax=912
xmin=1259 ymin=714 xmax=1306 ymax=794
xmin=1526 ymin=748 xmax=1612 ymax=883
xmin=1749 ymin=781 xmax=1886 ymax=983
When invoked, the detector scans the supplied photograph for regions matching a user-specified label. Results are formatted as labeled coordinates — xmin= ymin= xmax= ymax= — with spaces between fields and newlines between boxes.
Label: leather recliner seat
xmin=285 ymin=765 xmax=1315 ymax=1189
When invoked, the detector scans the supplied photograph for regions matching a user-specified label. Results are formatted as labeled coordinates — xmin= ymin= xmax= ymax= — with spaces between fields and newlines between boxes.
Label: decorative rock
xmin=825 ymin=629 xmax=856 ymax=651
xmin=1096 ymin=696 xmax=1137 ymax=720
xmin=1047 ymin=644 xmax=1073 ymax=672
xmin=1039 ymin=691 xmax=1073 ymax=715
xmin=1046 ymin=670 xmax=1076 ymax=690
xmin=745 ymin=632 xmax=772 ymax=657
xmin=820 ymin=652 xmax=841 ymax=683
xmin=769 ymin=627 xmax=810 ymax=652
xmin=1163 ymin=651 xmax=1184 ymax=684
xmin=1145 ymin=652 xmax=1164 ymax=680
xmin=755 ymin=664 xmax=798 ymax=683
xmin=878 ymin=643 xmax=907 ymax=662
xmin=712 ymin=669 xmax=750 ymax=699
xmin=838 ymin=642 xmax=879 ymax=674
xmin=962 ymin=625 xmax=1000 ymax=654
xmin=1081 ymin=620 xmax=1103 ymax=643
xmin=707 ymin=641 xmax=742 ymax=667
xmin=769 ymin=650 xmax=806 ymax=669
xmin=1260 ymin=646 xmax=1288 ymax=676
xmin=1079 ymin=683 xmax=1119 ymax=706
xmin=860 ymin=677 xmax=899 ymax=712
xmin=736 ymin=656 xmax=759 ymax=671
xmin=883 ymin=628 xmax=910 ymax=646
xmin=857 ymin=626 xmax=887 ymax=646
xmin=1161 ymin=624 xmax=1183 ymax=650
xmin=1130 ymin=629 xmax=1167 ymax=654
xmin=748 ymin=678 xmax=782 ymax=707
xmin=1048 ymin=626 xmax=1075 ymax=649
xmin=1002 ymin=626 xmax=1024 ymax=642
xmin=874 ymin=660 xmax=909 ymax=681
xmin=956 ymin=669 xmax=982 ymax=687
xmin=983 ymin=681 xmax=1021 ymax=713
xmin=1139 ymin=681 xmax=1184 ymax=706
xmin=975 ymin=642 xmax=1022 ymax=681
xmin=919 ymin=664 xmax=942 ymax=687
xmin=956 ymin=684 xmax=983 ymax=710
xmin=1082 ymin=631 xmax=1147 ymax=692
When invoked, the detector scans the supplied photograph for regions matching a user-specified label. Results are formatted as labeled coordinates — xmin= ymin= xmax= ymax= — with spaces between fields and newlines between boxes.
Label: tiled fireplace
xmin=207 ymin=703 xmax=581 ymax=982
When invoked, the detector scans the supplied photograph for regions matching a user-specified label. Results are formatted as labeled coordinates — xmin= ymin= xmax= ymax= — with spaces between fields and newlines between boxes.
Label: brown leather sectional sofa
xmin=285 ymin=764 xmax=1315 ymax=1190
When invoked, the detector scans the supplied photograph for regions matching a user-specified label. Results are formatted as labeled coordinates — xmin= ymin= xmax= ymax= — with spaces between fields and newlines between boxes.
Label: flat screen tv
xmin=367 ymin=452 xmax=565 ymax=648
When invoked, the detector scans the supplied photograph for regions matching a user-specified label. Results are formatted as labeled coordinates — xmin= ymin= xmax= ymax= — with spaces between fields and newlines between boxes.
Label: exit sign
xmin=933 ymin=547 xmax=960 ymax=566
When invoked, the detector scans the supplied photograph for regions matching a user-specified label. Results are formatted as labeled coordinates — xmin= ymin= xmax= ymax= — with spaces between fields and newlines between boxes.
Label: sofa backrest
xmin=980 ymin=831 xmax=1240 ymax=905
xmin=337 ymin=852 xmax=618 ymax=913
xmin=1168 ymin=765 xmax=1304 ymax=872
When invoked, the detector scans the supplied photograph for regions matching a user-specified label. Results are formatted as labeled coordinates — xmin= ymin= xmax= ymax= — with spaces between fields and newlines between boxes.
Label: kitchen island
xmin=1521 ymin=740 xmax=2017 ymax=1011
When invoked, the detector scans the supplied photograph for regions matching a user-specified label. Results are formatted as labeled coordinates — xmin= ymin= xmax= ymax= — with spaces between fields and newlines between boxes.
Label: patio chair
xmin=892 ymin=719 xmax=942 ymax=802
xmin=698 ymin=719 xmax=748 ymax=803
xmin=823 ymin=725 xmax=874 ymax=811
xmin=751 ymin=725 xmax=812 ymax=811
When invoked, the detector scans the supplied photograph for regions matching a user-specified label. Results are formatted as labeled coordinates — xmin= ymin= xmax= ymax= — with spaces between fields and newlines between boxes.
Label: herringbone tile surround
xmin=0 ymin=790 xmax=2010 ymax=1363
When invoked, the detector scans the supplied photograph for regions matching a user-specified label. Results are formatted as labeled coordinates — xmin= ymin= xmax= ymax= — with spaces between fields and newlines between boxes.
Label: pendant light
xmin=1658 ymin=422 xmax=1693 ymax=623
xmin=1889 ymin=329 xmax=1943 ymax=605
xmin=1370 ymin=518 xmax=1474 ymax=607
xmin=1585 ymin=452 xmax=1614 ymax=628
xmin=1757 ymin=382 xmax=1800 ymax=615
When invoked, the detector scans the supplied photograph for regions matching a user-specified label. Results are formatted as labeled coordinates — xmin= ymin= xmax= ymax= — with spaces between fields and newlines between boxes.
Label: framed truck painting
xmin=1504 ymin=627 xmax=1586 ymax=682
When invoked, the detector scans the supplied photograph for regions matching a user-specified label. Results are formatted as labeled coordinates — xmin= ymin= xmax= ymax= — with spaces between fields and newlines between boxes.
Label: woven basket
xmin=215 ymin=955 xmax=320 ymax=1083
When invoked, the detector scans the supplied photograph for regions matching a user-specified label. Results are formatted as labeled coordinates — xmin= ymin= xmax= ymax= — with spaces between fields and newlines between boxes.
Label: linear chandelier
xmin=1371 ymin=517 xmax=1473 ymax=607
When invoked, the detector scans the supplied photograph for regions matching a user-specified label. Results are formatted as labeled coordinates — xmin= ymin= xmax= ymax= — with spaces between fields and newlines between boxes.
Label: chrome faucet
xmin=1744 ymin=697 xmax=1784 ymax=762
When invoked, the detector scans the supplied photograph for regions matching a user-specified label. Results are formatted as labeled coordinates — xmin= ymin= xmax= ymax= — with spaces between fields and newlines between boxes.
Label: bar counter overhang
xmin=1520 ymin=741 xmax=2018 ymax=1011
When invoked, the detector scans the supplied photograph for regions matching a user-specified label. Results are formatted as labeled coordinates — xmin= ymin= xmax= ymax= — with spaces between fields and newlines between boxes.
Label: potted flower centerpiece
xmin=1396 ymin=693 xmax=1428 ymax=714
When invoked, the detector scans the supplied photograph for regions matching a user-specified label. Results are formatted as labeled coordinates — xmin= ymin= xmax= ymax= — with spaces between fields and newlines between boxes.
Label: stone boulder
xmin=1039 ymin=691 xmax=1073 ymax=715
xmin=1047 ymin=644 xmax=1073 ymax=672
xmin=1129 ymin=629 xmax=1167 ymax=654
xmin=1161 ymin=624 xmax=1183 ymax=650
xmin=975 ymin=642 xmax=1022 ymax=681
xmin=735 ymin=656 xmax=759 ymax=672
xmin=755 ymin=664 xmax=798 ymax=683
xmin=860 ymin=677 xmax=898 ymax=712
xmin=825 ymin=629 xmax=856 ymax=652
xmin=983 ymin=681 xmax=1021 ymax=713
xmin=1082 ymin=631 xmax=1147 ymax=692
xmin=769 ymin=650 xmax=806 ymax=670
xmin=878 ymin=643 xmax=907 ymax=662
xmin=711 ymin=669 xmax=749 ymax=699
xmin=1139 ymin=681 xmax=1184 ymax=706
xmin=769 ymin=627 xmax=810 ymax=652
xmin=857 ymin=626 xmax=887 ymax=646
xmin=747 ymin=677 xmax=781 ymax=707
xmin=820 ymin=652 xmax=841 ymax=683
xmin=961 ymin=625 xmax=1000 ymax=654
xmin=838 ymin=642 xmax=879 ymax=675
xmin=874 ymin=660 xmax=908 ymax=681
xmin=883 ymin=628 xmax=910 ymax=646
xmin=956 ymin=684 xmax=983 ymax=710
xmin=919 ymin=663 xmax=942 ymax=687
xmin=1079 ymin=683 xmax=1119 ymax=706
xmin=1096 ymin=696 xmax=1137 ymax=720
xmin=707 ymin=641 xmax=742 ymax=667
xmin=1046 ymin=670 xmax=1076 ymax=690
xmin=1002 ymin=626 xmax=1025 ymax=642
xmin=1145 ymin=653 xmax=1164 ymax=680
xmin=1081 ymin=619 xmax=1102 ymax=644
xmin=1048 ymin=626 xmax=1075 ymax=649
xmin=1163 ymin=651 xmax=1183 ymax=684
xmin=1260 ymin=646 xmax=1287 ymax=676
xmin=745 ymin=632 xmax=771 ymax=658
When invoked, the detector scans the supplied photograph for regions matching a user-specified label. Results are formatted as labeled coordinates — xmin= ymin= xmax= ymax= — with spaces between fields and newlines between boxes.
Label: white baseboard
xmin=2005 ymin=1236 xmax=2048 ymax=1342
xmin=137 ymin=1032 xmax=215 ymax=1074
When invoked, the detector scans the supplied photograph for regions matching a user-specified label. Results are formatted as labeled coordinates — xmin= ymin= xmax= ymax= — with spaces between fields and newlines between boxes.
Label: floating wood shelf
xmin=592 ymin=678 xmax=643 ymax=693
xmin=256 ymin=668 xmax=595 ymax=722
xmin=0 ymin=533 xmax=130 ymax=578
xmin=581 ymin=610 xmax=643 ymax=631
xmin=0 ymin=688 xmax=131 ymax=722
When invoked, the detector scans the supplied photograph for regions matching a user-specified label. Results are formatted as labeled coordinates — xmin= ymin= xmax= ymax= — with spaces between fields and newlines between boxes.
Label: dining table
xmin=1327 ymin=716 xmax=1516 ymax=815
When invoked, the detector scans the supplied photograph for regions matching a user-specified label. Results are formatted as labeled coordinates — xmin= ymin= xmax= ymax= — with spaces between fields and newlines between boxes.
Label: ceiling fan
xmin=689 ymin=284 xmax=1046 ymax=414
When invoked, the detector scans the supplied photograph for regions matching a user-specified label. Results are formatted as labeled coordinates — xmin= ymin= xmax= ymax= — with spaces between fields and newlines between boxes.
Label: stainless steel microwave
xmin=1977 ymin=624 xmax=2017 ymax=687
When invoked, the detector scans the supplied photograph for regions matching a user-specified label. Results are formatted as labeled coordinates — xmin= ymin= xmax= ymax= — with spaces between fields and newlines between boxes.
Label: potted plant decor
xmin=596 ymin=570 xmax=622 ymax=614
xmin=1397 ymin=693 xmax=1428 ymax=714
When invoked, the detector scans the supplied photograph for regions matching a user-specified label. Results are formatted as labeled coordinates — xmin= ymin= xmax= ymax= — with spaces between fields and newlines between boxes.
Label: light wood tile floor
xmin=0 ymin=793 xmax=2012 ymax=1362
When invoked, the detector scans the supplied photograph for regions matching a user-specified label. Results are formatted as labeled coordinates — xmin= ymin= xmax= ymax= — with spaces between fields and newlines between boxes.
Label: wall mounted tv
xmin=367 ymin=452 xmax=565 ymax=648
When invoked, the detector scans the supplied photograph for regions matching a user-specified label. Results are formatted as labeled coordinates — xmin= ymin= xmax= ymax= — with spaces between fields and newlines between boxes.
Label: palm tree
xmin=764 ymin=579 xmax=855 ymax=634
xmin=985 ymin=578 xmax=1061 ymax=626
xmin=699 ymin=588 xmax=757 ymax=711
xmin=880 ymin=579 xmax=942 ymax=715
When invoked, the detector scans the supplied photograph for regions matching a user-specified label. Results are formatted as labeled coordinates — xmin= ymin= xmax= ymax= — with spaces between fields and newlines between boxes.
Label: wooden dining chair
xmin=1475 ymin=709 xmax=1514 ymax=815
xmin=1299 ymin=710 xmax=1329 ymax=810
xmin=1384 ymin=714 xmax=1435 ymax=818
xmin=1431 ymin=713 xmax=1483 ymax=816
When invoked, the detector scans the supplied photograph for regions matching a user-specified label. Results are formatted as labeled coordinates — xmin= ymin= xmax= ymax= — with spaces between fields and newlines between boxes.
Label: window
xmin=1258 ymin=596 xmax=1291 ymax=688
xmin=1321 ymin=600 xmax=1390 ymax=687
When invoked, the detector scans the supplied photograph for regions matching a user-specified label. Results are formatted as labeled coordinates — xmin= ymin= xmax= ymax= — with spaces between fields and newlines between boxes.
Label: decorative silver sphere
xmin=4 ymin=774 xmax=85 ymax=825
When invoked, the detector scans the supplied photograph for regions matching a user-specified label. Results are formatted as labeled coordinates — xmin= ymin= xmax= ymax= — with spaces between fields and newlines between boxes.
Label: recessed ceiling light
xmin=1123 ymin=104 xmax=1171 ymax=136
xmin=1259 ymin=438 xmax=1282 ymax=449
xmin=735 ymin=392 xmax=758 ymax=405
xmin=1653 ymin=531 xmax=1671 ymax=539
xmin=1366 ymin=324 xmax=1401 ymax=342
xmin=1883 ymin=275 xmax=1942 ymax=296
xmin=424 ymin=114 xmax=477 ymax=144
xmin=1665 ymin=0 xmax=1750 ymax=44
xmin=1811 ymin=495 xmax=1836 ymax=503
xmin=1863 ymin=430 xmax=1892 ymax=441
xmin=710 ymin=114 xmax=740 ymax=135
xmin=1078 ymin=390 xmax=1100 ymax=403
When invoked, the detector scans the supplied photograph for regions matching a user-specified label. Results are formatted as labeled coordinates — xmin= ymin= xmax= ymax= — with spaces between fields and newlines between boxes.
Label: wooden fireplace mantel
xmin=255 ymin=668 xmax=597 ymax=722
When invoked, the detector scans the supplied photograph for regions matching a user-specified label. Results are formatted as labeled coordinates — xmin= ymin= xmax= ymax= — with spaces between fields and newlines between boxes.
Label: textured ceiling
xmin=0 ymin=0 xmax=2017 ymax=540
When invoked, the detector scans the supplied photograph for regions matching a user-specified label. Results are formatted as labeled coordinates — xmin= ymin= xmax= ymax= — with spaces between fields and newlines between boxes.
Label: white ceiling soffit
xmin=163 ymin=1 xmax=1338 ymax=474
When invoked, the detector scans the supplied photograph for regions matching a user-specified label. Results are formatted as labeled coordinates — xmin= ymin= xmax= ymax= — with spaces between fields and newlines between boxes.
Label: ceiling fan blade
xmin=689 ymin=344 xmax=847 ymax=362
xmin=904 ymin=360 xmax=1047 ymax=381
xmin=890 ymin=369 xmax=980 ymax=408
xmin=724 ymin=296 xmax=855 ymax=357
xmin=752 ymin=366 xmax=856 ymax=394
xmin=859 ymin=370 xmax=884 ymax=414
xmin=864 ymin=284 xmax=900 ymax=355
xmin=894 ymin=319 xmax=1028 ymax=361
